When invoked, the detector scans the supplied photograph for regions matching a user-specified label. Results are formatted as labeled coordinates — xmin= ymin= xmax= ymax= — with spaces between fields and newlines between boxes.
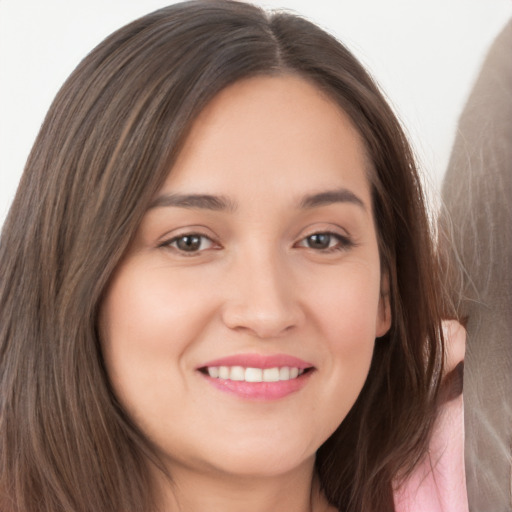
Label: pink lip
xmin=198 ymin=353 xmax=313 ymax=370
xmin=197 ymin=353 xmax=315 ymax=401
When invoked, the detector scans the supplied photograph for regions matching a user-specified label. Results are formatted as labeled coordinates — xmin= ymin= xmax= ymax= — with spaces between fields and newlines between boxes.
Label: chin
xmin=165 ymin=434 xmax=319 ymax=480
xmin=207 ymin=449 xmax=315 ymax=479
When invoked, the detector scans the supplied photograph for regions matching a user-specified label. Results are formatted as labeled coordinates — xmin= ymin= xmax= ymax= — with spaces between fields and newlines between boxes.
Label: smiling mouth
xmin=197 ymin=354 xmax=315 ymax=400
xmin=199 ymin=366 xmax=312 ymax=383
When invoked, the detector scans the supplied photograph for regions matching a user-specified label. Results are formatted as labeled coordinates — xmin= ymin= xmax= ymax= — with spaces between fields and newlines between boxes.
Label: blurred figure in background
xmin=441 ymin=18 xmax=512 ymax=512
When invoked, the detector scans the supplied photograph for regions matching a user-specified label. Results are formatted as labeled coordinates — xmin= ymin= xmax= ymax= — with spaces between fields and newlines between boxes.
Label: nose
xmin=221 ymin=251 xmax=304 ymax=339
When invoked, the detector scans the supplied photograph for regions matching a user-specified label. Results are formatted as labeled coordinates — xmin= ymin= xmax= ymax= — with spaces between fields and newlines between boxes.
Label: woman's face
xmin=100 ymin=75 xmax=390 ymax=479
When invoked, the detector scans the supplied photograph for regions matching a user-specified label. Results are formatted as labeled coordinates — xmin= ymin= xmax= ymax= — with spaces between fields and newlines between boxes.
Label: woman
xmin=0 ymin=2 xmax=446 ymax=511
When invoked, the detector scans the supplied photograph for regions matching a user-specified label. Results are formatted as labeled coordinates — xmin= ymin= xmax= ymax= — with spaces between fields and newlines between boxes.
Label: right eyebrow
xmin=148 ymin=193 xmax=236 ymax=212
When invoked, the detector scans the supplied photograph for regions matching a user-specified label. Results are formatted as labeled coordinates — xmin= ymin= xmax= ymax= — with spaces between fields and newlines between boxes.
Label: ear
xmin=442 ymin=319 xmax=466 ymax=375
xmin=375 ymin=272 xmax=391 ymax=337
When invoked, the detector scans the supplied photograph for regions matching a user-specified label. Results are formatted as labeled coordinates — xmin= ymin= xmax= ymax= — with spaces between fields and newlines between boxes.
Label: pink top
xmin=394 ymin=321 xmax=469 ymax=512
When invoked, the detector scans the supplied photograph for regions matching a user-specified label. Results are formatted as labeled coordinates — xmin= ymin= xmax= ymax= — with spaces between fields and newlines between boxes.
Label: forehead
xmin=163 ymin=74 xmax=372 ymax=205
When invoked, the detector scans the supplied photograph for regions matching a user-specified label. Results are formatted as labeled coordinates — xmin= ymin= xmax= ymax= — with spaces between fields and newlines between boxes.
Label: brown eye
xmin=296 ymin=231 xmax=355 ymax=252
xmin=176 ymin=235 xmax=202 ymax=252
xmin=306 ymin=233 xmax=332 ymax=250
xmin=163 ymin=234 xmax=215 ymax=253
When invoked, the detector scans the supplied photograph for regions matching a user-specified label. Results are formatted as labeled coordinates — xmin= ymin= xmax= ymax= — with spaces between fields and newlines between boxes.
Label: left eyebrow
xmin=299 ymin=188 xmax=367 ymax=211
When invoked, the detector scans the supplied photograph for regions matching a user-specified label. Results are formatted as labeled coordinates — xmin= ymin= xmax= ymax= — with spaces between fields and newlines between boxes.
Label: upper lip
xmin=198 ymin=353 xmax=314 ymax=370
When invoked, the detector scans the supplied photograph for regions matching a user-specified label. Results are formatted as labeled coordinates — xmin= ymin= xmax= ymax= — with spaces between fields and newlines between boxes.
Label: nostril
xmin=221 ymin=300 xmax=304 ymax=339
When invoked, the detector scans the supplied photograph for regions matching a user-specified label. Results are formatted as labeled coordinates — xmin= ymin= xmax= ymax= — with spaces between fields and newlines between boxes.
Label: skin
xmin=99 ymin=74 xmax=391 ymax=512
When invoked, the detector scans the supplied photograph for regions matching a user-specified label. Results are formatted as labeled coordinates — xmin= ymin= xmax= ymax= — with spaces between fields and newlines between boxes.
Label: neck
xmin=151 ymin=457 xmax=334 ymax=512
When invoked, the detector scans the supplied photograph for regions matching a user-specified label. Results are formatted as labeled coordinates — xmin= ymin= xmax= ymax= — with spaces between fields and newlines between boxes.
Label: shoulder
xmin=394 ymin=320 xmax=468 ymax=512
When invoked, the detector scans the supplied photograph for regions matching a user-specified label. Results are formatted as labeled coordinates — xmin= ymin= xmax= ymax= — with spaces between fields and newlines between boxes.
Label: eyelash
xmin=160 ymin=230 xmax=354 ymax=256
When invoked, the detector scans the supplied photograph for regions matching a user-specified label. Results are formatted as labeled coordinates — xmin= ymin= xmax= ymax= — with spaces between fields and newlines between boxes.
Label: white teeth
xmin=207 ymin=366 xmax=219 ymax=378
xmin=245 ymin=367 xmax=263 ymax=382
xmin=262 ymin=367 xmax=280 ymax=382
xmin=230 ymin=366 xmax=245 ymax=381
xmin=279 ymin=367 xmax=290 ymax=380
xmin=205 ymin=365 xmax=307 ymax=382
xmin=219 ymin=366 xmax=230 ymax=379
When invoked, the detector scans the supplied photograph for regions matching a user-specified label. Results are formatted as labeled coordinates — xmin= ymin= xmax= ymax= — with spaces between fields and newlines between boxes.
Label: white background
xmin=1 ymin=0 xmax=511 ymax=225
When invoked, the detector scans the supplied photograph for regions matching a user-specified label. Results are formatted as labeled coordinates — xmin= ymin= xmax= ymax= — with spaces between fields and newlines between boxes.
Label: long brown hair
xmin=0 ymin=2 xmax=444 ymax=511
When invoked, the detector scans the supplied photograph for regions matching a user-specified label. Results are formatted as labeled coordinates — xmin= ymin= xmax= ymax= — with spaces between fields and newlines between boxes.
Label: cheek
xmin=309 ymin=260 xmax=383 ymax=344
xmin=98 ymin=264 xmax=212 ymax=413
xmin=101 ymin=262 xmax=210 ymax=350
xmin=303 ymin=264 xmax=380 ymax=426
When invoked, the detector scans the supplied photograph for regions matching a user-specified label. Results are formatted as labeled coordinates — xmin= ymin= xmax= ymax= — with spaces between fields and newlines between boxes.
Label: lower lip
xmin=200 ymin=371 xmax=313 ymax=401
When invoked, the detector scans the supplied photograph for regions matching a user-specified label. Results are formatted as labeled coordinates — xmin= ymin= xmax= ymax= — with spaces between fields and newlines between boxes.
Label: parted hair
xmin=0 ymin=2 xmax=444 ymax=511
